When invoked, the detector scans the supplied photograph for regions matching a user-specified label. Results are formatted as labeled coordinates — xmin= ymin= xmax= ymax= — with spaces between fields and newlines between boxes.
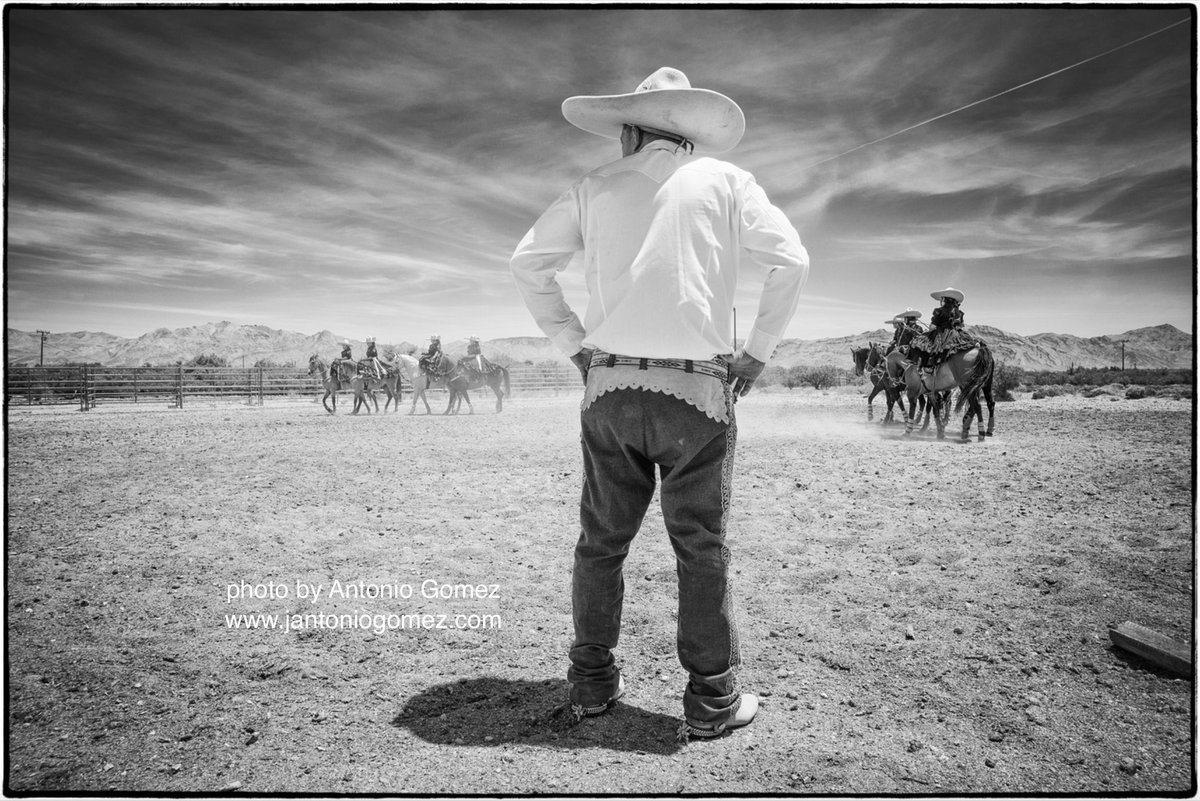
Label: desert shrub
xmin=188 ymin=353 xmax=228 ymax=367
xmin=993 ymin=362 xmax=1022 ymax=401
xmin=1025 ymin=367 xmax=1193 ymax=387
xmin=799 ymin=366 xmax=840 ymax=390
xmin=1125 ymin=386 xmax=1147 ymax=400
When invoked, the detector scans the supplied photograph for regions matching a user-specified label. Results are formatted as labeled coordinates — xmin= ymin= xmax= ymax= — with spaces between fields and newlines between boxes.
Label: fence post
xmin=26 ymin=368 xmax=33 ymax=406
xmin=176 ymin=364 xmax=184 ymax=408
xmin=257 ymin=367 xmax=264 ymax=405
xmin=79 ymin=365 xmax=88 ymax=412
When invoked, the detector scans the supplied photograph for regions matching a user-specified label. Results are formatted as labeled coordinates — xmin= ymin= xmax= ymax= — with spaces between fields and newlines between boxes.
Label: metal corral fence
xmin=5 ymin=363 xmax=583 ymax=410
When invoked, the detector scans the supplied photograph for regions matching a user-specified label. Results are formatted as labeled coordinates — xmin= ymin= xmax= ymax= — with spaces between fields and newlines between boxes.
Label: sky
xmin=4 ymin=4 xmax=1196 ymax=346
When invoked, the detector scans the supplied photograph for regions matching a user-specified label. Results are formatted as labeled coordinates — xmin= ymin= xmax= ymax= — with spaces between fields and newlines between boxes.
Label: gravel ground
xmin=5 ymin=388 xmax=1195 ymax=794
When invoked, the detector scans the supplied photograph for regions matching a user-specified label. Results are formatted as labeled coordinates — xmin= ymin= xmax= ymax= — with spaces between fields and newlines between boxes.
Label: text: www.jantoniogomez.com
xmin=225 ymin=610 xmax=503 ymax=635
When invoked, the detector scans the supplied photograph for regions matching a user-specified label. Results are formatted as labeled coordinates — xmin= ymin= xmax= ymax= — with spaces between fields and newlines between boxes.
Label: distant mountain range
xmin=4 ymin=321 xmax=1193 ymax=372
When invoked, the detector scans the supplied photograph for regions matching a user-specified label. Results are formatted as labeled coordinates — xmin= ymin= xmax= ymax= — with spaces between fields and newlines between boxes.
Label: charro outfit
xmin=463 ymin=337 xmax=496 ymax=375
xmin=419 ymin=337 xmax=443 ymax=377
xmin=910 ymin=289 xmax=974 ymax=370
xmin=334 ymin=343 xmax=353 ymax=378
xmin=887 ymin=309 xmax=924 ymax=354
xmin=510 ymin=68 xmax=808 ymax=737
xmin=365 ymin=340 xmax=384 ymax=379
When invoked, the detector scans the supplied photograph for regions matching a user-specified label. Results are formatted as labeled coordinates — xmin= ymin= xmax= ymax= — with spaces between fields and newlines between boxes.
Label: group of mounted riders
xmin=882 ymin=286 xmax=976 ymax=375
xmin=858 ymin=286 xmax=996 ymax=439
xmin=332 ymin=334 xmax=503 ymax=386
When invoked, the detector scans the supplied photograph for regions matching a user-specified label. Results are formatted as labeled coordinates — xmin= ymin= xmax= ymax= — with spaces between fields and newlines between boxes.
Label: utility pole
xmin=1117 ymin=339 xmax=1129 ymax=370
xmin=35 ymin=330 xmax=49 ymax=366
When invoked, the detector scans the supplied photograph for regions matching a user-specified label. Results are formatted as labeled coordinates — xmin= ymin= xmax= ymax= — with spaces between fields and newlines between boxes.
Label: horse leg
xmin=972 ymin=392 xmax=987 ymax=440
xmin=903 ymin=388 xmax=917 ymax=435
xmin=866 ymin=384 xmax=880 ymax=422
xmin=984 ymin=386 xmax=996 ymax=436
xmin=493 ymin=381 xmax=503 ymax=413
xmin=960 ymin=392 xmax=978 ymax=442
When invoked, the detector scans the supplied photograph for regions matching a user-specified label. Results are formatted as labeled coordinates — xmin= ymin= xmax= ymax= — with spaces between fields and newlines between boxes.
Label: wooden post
xmin=176 ymin=364 xmax=184 ymax=408
xmin=1109 ymin=621 xmax=1192 ymax=677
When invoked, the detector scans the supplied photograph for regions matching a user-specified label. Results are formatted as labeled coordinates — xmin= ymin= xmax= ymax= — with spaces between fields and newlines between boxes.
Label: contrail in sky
xmin=801 ymin=16 xmax=1192 ymax=171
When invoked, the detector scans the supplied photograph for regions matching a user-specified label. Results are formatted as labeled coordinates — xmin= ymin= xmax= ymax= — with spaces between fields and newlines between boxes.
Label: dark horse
xmin=419 ymin=353 xmax=510 ymax=415
xmin=886 ymin=342 xmax=996 ymax=440
xmin=851 ymin=343 xmax=907 ymax=424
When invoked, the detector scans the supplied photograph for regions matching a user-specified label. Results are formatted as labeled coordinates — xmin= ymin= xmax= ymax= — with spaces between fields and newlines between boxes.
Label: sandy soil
xmin=5 ymin=388 xmax=1195 ymax=794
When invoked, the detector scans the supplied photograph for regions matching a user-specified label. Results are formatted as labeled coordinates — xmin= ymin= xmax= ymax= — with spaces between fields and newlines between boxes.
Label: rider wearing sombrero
xmin=909 ymin=287 xmax=974 ymax=375
xmin=461 ymin=336 xmax=498 ymax=376
xmin=364 ymin=337 xmax=385 ymax=380
xmin=333 ymin=340 xmax=354 ymax=378
xmin=886 ymin=308 xmax=925 ymax=355
xmin=418 ymin=335 xmax=445 ymax=378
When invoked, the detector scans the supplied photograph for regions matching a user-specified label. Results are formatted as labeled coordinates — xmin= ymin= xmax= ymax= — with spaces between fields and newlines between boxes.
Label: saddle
xmin=457 ymin=356 xmax=499 ymax=377
xmin=357 ymin=359 xmax=395 ymax=379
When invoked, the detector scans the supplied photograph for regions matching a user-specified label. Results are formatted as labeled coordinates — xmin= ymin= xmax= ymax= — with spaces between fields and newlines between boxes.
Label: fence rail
xmin=5 ymin=364 xmax=584 ymax=410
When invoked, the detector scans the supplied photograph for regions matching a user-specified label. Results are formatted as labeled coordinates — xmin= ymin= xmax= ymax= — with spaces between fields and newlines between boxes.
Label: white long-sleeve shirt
xmin=510 ymin=143 xmax=809 ymax=364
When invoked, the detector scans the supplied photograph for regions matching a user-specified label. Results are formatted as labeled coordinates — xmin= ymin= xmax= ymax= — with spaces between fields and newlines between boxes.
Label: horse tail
xmin=955 ymin=342 xmax=994 ymax=413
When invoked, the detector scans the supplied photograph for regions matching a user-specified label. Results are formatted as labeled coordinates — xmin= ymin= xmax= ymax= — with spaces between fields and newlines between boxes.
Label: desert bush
xmin=1025 ymin=367 xmax=1193 ymax=387
xmin=798 ymin=366 xmax=840 ymax=390
xmin=993 ymin=362 xmax=1022 ymax=401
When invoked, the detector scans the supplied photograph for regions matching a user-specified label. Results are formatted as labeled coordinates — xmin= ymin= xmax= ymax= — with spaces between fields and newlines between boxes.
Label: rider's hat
xmin=931 ymin=287 xmax=964 ymax=303
xmin=887 ymin=317 xmax=903 ymax=324
xmin=470 ymin=335 xmax=480 ymax=342
xmin=366 ymin=336 xmax=376 ymax=343
xmin=340 ymin=339 xmax=350 ymax=346
xmin=430 ymin=334 xmax=440 ymax=340
xmin=897 ymin=307 xmax=922 ymax=319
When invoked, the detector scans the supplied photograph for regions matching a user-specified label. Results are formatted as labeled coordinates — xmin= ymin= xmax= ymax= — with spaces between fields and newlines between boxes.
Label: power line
xmin=800 ymin=17 xmax=1191 ymax=171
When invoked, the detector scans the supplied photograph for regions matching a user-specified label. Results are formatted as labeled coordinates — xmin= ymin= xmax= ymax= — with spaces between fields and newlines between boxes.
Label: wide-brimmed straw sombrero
xmin=896 ymin=307 xmax=922 ymax=319
xmin=561 ymin=67 xmax=745 ymax=153
xmin=931 ymin=287 xmax=964 ymax=303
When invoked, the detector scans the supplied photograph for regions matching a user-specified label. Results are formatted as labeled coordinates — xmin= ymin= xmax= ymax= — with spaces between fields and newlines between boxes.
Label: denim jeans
xmin=568 ymin=385 xmax=741 ymax=725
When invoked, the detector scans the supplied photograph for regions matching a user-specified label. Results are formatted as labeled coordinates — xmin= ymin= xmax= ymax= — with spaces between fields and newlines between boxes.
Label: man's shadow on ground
xmin=393 ymin=676 xmax=683 ymax=755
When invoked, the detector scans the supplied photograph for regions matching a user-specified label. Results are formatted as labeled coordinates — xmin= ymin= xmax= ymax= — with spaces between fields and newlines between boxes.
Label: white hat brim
xmin=931 ymin=289 xmax=964 ymax=303
xmin=562 ymin=88 xmax=745 ymax=153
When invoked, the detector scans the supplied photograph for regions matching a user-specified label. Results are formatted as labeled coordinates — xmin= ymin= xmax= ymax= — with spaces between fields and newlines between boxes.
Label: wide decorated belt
xmin=588 ymin=351 xmax=730 ymax=383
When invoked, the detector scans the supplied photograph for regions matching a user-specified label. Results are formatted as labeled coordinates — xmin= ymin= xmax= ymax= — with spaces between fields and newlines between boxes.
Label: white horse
xmin=380 ymin=354 xmax=436 ymax=414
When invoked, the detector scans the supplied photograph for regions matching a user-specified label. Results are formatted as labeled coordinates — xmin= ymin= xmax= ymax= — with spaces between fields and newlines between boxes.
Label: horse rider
xmin=886 ymin=308 xmax=925 ymax=354
xmin=418 ymin=335 xmax=445 ymax=377
xmin=332 ymin=340 xmax=354 ymax=377
xmin=461 ymin=336 xmax=498 ymax=376
xmin=909 ymin=287 xmax=974 ymax=376
xmin=364 ymin=337 xmax=385 ymax=380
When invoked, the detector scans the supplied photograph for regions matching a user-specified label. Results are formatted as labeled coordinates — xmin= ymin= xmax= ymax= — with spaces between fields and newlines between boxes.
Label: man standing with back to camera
xmin=510 ymin=67 xmax=809 ymax=741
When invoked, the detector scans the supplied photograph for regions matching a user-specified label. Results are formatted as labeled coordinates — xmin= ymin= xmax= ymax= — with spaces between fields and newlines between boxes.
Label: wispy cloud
xmin=5 ymin=6 xmax=1193 ymax=342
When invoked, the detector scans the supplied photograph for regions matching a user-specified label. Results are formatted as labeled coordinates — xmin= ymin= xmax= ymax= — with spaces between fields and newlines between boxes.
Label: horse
xmin=448 ymin=358 xmax=511 ymax=414
xmin=886 ymin=342 xmax=996 ymax=440
xmin=851 ymin=344 xmax=907 ymax=424
xmin=415 ymin=353 xmax=510 ymax=415
xmin=351 ymin=357 xmax=405 ymax=413
xmin=308 ymin=354 xmax=373 ymax=415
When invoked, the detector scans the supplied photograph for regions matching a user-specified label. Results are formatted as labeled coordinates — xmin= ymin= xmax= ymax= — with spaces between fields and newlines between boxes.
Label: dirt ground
xmin=5 ymin=387 xmax=1195 ymax=795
